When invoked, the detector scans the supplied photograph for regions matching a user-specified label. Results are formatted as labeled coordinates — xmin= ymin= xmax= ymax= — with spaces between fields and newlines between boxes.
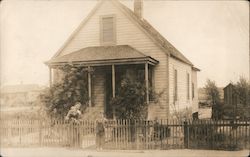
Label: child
xmin=95 ymin=113 xmax=106 ymax=150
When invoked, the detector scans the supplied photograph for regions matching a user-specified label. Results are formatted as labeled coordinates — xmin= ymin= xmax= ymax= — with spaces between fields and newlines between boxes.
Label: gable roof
xmin=47 ymin=45 xmax=158 ymax=66
xmin=113 ymin=0 xmax=193 ymax=65
xmin=223 ymin=83 xmax=234 ymax=90
xmin=50 ymin=0 xmax=194 ymax=66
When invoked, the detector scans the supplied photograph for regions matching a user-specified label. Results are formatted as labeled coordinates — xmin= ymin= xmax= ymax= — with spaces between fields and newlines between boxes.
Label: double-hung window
xmin=100 ymin=15 xmax=116 ymax=45
xmin=187 ymin=73 xmax=190 ymax=100
xmin=174 ymin=69 xmax=178 ymax=101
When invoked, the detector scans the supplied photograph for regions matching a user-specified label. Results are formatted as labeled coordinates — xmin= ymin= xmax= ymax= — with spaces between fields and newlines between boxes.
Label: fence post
xmin=184 ymin=120 xmax=189 ymax=148
xmin=136 ymin=120 xmax=139 ymax=150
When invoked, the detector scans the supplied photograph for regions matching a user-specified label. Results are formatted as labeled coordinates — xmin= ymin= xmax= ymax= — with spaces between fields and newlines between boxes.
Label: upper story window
xmin=100 ymin=15 xmax=116 ymax=45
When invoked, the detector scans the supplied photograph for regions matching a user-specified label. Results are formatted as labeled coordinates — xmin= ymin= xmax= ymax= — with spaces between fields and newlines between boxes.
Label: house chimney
xmin=134 ymin=0 xmax=143 ymax=19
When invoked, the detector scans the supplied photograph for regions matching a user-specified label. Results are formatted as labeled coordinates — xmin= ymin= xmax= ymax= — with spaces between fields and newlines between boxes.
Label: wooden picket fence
xmin=104 ymin=119 xmax=184 ymax=149
xmin=1 ymin=118 xmax=249 ymax=150
xmin=184 ymin=120 xmax=250 ymax=150
xmin=0 ymin=119 xmax=96 ymax=148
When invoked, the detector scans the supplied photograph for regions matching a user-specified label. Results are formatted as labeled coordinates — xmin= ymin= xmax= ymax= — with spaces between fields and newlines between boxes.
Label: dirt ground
xmin=0 ymin=148 xmax=249 ymax=157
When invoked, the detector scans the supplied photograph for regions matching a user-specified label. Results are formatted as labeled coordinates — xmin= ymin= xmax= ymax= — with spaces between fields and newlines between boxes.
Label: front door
xmin=105 ymin=70 xmax=113 ymax=119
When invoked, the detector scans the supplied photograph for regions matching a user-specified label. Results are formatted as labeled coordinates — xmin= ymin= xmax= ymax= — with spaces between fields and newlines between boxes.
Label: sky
xmin=0 ymin=0 xmax=249 ymax=88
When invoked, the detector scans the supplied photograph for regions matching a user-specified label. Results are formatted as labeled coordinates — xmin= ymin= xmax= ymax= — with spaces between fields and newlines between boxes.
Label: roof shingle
xmin=48 ymin=45 xmax=158 ymax=65
xmin=49 ymin=0 xmax=195 ymax=67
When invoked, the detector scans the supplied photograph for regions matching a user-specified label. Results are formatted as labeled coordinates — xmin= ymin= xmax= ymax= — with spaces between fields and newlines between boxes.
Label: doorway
xmin=105 ymin=69 xmax=113 ymax=119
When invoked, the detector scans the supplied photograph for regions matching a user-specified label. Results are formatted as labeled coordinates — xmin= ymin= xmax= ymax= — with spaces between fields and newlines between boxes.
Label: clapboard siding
xmin=169 ymin=57 xmax=193 ymax=114
xmin=58 ymin=1 xmax=169 ymax=118
xmin=92 ymin=67 xmax=106 ymax=109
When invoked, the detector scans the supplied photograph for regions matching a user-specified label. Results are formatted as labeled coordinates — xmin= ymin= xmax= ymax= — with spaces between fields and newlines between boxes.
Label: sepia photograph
xmin=0 ymin=0 xmax=249 ymax=156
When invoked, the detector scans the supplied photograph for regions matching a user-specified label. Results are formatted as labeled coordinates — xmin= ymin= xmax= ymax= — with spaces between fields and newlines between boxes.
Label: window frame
xmin=148 ymin=65 xmax=155 ymax=102
xmin=192 ymin=82 xmax=195 ymax=99
xmin=174 ymin=69 xmax=178 ymax=101
xmin=187 ymin=73 xmax=190 ymax=100
xmin=100 ymin=14 xmax=117 ymax=45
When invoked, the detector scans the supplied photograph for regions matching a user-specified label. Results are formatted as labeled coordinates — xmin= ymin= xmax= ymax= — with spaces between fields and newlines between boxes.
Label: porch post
xmin=112 ymin=64 xmax=116 ymax=98
xmin=49 ymin=67 xmax=52 ymax=87
xmin=88 ymin=66 xmax=92 ymax=107
xmin=112 ymin=64 xmax=116 ymax=119
xmin=145 ymin=62 xmax=149 ymax=104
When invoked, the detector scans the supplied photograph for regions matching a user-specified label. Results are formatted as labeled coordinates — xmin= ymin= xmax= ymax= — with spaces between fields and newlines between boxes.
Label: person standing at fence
xmin=153 ymin=117 xmax=163 ymax=148
xmin=95 ymin=113 xmax=106 ymax=150
xmin=153 ymin=118 xmax=160 ymax=139
xmin=65 ymin=102 xmax=82 ymax=147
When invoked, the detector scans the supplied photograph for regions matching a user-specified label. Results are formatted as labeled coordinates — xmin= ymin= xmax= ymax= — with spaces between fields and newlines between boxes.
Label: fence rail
xmin=1 ymin=119 xmax=249 ymax=150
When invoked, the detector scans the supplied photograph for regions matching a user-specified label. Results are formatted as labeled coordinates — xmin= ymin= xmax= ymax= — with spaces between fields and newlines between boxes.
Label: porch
xmin=47 ymin=45 xmax=159 ymax=119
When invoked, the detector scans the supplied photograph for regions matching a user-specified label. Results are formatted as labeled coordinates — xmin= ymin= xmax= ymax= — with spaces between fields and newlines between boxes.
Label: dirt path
xmin=1 ymin=147 xmax=249 ymax=157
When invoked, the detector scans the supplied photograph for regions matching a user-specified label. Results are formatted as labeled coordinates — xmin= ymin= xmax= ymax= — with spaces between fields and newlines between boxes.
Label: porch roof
xmin=46 ymin=45 xmax=159 ymax=67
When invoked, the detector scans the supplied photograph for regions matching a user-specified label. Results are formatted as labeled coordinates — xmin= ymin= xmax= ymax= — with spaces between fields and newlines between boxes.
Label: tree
xmin=110 ymin=77 xmax=148 ymax=119
xmin=233 ymin=77 xmax=250 ymax=119
xmin=234 ymin=77 xmax=250 ymax=106
xmin=204 ymin=79 xmax=222 ymax=120
xmin=40 ymin=65 xmax=89 ymax=119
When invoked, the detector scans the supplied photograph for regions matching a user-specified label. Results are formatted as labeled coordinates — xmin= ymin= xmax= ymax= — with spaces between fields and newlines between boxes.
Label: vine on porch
xmin=40 ymin=65 xmax=90 ymax=119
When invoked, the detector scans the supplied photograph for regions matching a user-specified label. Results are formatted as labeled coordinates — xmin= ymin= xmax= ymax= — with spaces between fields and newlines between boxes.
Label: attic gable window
xmin=100 ymin=15 xmax=116 ymax=45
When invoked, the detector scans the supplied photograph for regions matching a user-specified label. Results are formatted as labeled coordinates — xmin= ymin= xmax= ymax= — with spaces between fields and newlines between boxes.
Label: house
xmin=223 ymin=83 xmax=235 ymax=106
xmin=0 ymin=84 xmax=44 ymax=107
xmin=46 ymin=0 xmax=200 ymax=119
xmin=0 ymin=84 xmax=45 ymax=115
xmin=223 ymin=83 xmax=250 ymax=119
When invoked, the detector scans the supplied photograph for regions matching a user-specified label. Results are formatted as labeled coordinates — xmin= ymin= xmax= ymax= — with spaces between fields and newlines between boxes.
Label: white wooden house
xmin=46 ymin=0 xmax=200 ymax=119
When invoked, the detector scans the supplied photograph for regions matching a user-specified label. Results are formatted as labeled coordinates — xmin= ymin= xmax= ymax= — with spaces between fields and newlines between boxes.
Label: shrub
xmin=40 ymin=65 xmax=89 ymax=119
xmin=110 ymin=77 xmax=148 ymax=119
